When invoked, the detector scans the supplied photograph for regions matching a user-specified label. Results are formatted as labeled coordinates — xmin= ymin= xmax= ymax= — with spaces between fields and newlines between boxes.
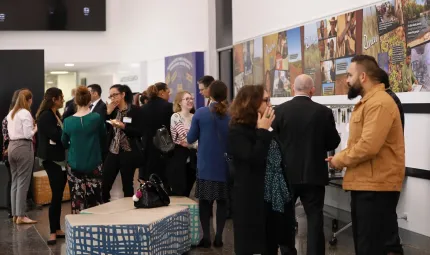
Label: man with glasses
xmin=198 ymin=75 xmax=215 ymax=106
xmin=273 ymin=74 xmax=340 ymax=255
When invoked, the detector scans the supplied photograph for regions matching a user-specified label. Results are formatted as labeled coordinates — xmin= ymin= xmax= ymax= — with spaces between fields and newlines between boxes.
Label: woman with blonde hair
xmin=166 ymin=91 xmax=197 ymax=196
xmin=7 ymin=89 xmax=38 ymax=225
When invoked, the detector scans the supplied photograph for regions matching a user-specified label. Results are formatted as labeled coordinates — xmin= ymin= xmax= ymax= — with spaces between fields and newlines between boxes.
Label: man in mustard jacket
xmin=327 ymin=55 xmax=405 ymax=255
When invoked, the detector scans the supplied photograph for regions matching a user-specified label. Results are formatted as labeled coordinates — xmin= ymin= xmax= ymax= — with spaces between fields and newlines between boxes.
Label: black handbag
xmin=153 ymin=126 xmax=175 ymax=154
xmin=133 ymin=174 xmax=170 ymax=208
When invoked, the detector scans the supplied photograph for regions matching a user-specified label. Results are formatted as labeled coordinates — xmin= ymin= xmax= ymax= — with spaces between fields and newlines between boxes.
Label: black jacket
xmin=227 ymin=124 xmax=273 ymax=254
xmin=63 ymin=99 xmax=75 ymax=120
xmin=386 ymin=88 xmax=404 ymax=131
xmin=273 ymin=96 xmax=340 ymax=186
xmin=140 ymin=97 xmax=173 ymax=180
xmin=92 ymin=100 xmax=107 ymax=121
xmin=106 ymin=104 xmax=144 ymax=154
xmin=37 ymin=110 xmax=65 ymax=162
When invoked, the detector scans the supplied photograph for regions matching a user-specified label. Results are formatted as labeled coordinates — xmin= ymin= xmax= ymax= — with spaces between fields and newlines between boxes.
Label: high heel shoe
xmin=213 ymin=235 xmax=223 ymax=248
xmin=197 ymin=239 xmax=211 ymax=248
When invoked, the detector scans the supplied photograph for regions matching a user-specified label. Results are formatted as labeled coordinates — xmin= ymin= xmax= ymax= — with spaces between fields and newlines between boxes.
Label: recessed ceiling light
xmin=65 ymin=63 xmax=74 ymax=67
xmin=47 ymin=81 xmax=53 ymax=84
xmin=130 ymin=63 xmax=140 ymax=68
xmin=50 ymin=71 xmax=69 ymax=74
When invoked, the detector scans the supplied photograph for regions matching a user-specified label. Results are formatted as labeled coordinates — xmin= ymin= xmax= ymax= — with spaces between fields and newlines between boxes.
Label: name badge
xmin=123 ymin=117 xmax=132 ymax=123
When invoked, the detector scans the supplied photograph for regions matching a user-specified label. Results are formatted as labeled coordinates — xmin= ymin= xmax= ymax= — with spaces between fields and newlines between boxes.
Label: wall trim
xmin=402 ymin=103 xmax=430 ymax=114
xmin=405 ymin=167 xmax=430 ymax=180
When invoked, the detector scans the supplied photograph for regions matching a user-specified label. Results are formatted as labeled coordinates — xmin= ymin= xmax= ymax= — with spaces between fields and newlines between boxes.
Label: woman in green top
xmin=62 ymin=86 xmax=106 ymax=214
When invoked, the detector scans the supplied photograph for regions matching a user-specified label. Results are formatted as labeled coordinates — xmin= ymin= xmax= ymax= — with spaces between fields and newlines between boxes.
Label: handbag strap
xmin=210 ymin=111 xmax=226 ymax=154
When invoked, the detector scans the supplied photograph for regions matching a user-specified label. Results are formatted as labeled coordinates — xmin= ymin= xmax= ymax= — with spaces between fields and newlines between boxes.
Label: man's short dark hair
xmin=198 ymin=75 xmax=215 ymax=88
xmin=87 ymin=84 xmax=102 ymax=96
xmin=351 ymin=55 xmax=382 ymax=83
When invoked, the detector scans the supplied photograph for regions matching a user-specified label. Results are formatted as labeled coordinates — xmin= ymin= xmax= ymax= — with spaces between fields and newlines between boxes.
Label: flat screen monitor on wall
xmin=0 ymin=0 xmax=106 ymax=31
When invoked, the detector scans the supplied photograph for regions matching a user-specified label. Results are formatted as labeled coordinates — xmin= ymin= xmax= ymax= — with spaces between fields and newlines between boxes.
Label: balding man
xmin=273 ymin=74 xmax=340 ymax=255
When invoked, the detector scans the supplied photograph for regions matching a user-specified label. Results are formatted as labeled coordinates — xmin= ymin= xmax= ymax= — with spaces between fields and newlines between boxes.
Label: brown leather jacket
xmin=334 ymin=84 xmax=405 ymax=191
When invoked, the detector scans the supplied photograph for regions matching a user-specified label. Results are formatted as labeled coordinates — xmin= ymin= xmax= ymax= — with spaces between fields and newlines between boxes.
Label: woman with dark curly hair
xmin=228 ymin=85 xmax=296 ymax=255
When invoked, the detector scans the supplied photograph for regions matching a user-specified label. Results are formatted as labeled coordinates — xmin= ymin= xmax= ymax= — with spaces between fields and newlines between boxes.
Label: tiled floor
xmin=1 ymin=204 xmax=428 ymax=255
xmin=0 ymin=174 xmax=428 ymax=254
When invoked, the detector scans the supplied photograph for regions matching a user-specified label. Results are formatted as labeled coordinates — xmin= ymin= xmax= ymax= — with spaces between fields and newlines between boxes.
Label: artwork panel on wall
xmin=233 ymin=43 xmax=245 ymax=95
xmin=164 ymin=52 xmax=205 ymax=108
xmin=403 ymin=0 xmax=430 ymax=48
xmin=253 ymin=37 xmax=264 ymax=86
xmin=287 ymin=27 xmax=304 ymax=96
xmin=363 ymin=6 xmax=382 ymax=58
xmin=233 ymin=0 xmax=430 ymax=98
xmin=243 ymin=40 xmax=254 ymax=85
xmin=304 ymin=23 xmax=322 ymax=96
xmin=379 ymin=26 xmax=407 ymax=92
xmin=376 ymin=0 xmax=403 ymax=36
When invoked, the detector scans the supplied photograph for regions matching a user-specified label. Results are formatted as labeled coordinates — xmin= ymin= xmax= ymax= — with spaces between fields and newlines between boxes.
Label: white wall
xmin=57 ymin=72 xmax=77 ymax=99
xmin=233 ymin=0 xmax=383 ymax=43
xmin=232 ymin=0 xmax=430 ymax=237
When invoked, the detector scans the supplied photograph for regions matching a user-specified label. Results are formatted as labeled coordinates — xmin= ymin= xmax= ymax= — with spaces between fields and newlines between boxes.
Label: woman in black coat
xmin=228 ymin=85 xmax=296 ymax=255
xmin=139 ymin=83 xmax=174 ymax=184
xmin=102 ymin=84 xmax=144 ymax=202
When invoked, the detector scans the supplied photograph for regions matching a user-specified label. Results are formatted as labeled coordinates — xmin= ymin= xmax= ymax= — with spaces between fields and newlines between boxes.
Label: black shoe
xmin=7 ymin=212 xmax=13 ymax=219
xmin=47 ymin=239 xmax=57 ymax=245
xmin=213 ymin=235 xmax=223 ymax=248
xmin=197 ymin=239 xmax=211 ymax=248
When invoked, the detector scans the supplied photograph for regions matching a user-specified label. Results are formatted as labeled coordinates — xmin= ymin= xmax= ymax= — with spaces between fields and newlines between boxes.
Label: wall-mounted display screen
xmin=0 ymin=0 xmax=106 ymax=31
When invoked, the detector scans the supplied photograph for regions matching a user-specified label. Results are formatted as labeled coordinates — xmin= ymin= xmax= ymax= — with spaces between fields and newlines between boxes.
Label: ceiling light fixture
xmin=47 ymin=81 xmax=53 ymax=84
xmin=65 ymin=63 xmax=75 ymax=67
xmin=50 ymin=71 xmax=69 ymax=74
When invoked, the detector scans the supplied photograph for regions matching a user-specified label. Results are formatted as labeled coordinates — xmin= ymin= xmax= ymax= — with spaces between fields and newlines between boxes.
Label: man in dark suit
xmin=87 ymin=84 xmax=107 ymax=121
xmin=273 ymin=74 xmax=340 ymax=255
xmin=198 ymin=75 xmax=214 ymax=106
xmin=62 ymin=88 xmax=76 ymax=120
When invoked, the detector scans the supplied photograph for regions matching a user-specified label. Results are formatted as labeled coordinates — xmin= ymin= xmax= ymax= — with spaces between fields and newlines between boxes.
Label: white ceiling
xmin=45 ymin=62 xmax=115 ymax=73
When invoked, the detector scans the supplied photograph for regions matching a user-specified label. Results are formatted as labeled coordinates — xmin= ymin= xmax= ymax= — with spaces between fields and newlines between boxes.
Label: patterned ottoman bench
xmin=80 ymin=197 xmax=202 ymax=245
xmin=66 ymin=206 xmax=191 ymax=255
xmin=33 ymin=170 xmax=70 ymax=205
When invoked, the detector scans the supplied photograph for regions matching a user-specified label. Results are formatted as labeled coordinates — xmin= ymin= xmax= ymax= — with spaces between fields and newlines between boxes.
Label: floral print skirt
xmin=67 ymin=164 xmax=103 ymax=214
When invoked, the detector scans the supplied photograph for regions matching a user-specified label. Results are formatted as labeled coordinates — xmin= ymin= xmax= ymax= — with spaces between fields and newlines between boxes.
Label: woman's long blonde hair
xmin=11 ymin=89 xmax=32 ymax=120
xmin=173 ymin=91 xmax=192 ymax=113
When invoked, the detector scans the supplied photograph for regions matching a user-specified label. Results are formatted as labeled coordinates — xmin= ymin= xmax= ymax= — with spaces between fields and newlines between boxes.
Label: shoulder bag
xmin=133 ymin=174 xmax=170 ymax=208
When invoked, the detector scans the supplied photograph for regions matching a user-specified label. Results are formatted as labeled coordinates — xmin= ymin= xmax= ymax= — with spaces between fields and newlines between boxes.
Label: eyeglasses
xmin=263 ymin=97 xmax=271 ymax=105
xmin=108 ymin=93 xmax=120 ymax=99
xmin=182 ymin=97 xmax=194 ymax=102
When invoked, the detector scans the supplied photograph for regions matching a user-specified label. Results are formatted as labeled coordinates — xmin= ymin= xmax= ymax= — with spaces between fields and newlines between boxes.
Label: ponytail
xmin=11 ymin=90 xmax=33 ymax=120
xmin=209 ymin=80 xmax=228 ymax=116
xmin=147 ymin=82 xmax=168 ymax=100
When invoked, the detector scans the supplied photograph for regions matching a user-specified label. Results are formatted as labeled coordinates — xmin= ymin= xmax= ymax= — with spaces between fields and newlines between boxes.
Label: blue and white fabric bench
xmin=66 ymin=206 xmax=191 ymax=255
xmin=80 ymin=196 xmax=202 ymax=246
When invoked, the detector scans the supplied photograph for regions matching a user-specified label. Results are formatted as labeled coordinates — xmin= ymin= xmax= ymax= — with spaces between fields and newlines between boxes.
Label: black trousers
xmin=265 ymin=202 xmax=297 ymax=255
xmin=102 ymin=151 xmax=136 ymax=203
xmin=168 ymin=163 xmax=196 ymax=197
xmin=199 ymin=199 xmax=227 ymax=242
xmin=292 ymin=184 xmax=325 ymax=255
xmin=43 ymin=161 xmax=67 ymax=234
xmin=351 ymin=191 xmax=403 ymax=255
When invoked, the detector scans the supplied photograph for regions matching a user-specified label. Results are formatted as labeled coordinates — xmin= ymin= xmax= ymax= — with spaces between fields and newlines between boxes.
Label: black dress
xmin=228 ymin=124 xmax=296 ymax=254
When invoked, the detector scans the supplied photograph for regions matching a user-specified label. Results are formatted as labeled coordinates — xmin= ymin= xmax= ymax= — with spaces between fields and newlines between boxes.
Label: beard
xmin=347 ymin=82 xmax=363 ymax=100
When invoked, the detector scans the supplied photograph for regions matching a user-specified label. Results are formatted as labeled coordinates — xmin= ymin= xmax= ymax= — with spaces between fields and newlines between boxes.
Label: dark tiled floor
xmin=1 ymin=204 xmax=428 ymax=255
xmin=0 ymin=174 xmax=428 ymax=255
